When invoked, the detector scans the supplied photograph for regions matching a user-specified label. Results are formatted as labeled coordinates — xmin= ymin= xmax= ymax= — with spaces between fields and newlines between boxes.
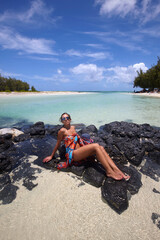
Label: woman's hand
xmin=43 ymin=156 xmax=52 ymax=163
xmin=43 ymin=129 xmax=63 ymax=164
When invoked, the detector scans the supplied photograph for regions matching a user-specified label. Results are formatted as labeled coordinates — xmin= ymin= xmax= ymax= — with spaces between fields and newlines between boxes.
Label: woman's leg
xmin=100 ymin=146 xmax=130 ymax=180
xmin=73 ymin=143 xmax=123 ymax=180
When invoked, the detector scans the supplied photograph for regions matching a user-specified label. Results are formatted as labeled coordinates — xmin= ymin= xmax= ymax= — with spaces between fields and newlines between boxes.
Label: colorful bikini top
xmin=63 ymin=133 xmax=84 ymax=149
xmin=56 ymin=133 xmax=92 ymax=170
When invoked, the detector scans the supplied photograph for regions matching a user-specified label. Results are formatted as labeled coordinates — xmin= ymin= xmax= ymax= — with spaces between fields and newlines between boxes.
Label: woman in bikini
xmin=43 ymin=112 xmax=130 ymax=181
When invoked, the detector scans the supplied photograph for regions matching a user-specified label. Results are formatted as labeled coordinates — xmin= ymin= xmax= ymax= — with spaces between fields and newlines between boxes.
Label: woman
xmin=43 ymin=113 xmax=130 ymax=181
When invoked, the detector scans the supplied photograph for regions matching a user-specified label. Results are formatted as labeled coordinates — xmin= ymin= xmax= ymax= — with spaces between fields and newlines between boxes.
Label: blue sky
xmin=0 ymin=0 xmax=160 ymax=91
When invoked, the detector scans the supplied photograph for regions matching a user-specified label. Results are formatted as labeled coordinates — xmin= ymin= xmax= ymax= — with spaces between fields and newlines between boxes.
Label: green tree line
xmin=134 ymin=58 xmax=160 ymax=91
xmin=0 ymin=74 xmax=37 ymax=92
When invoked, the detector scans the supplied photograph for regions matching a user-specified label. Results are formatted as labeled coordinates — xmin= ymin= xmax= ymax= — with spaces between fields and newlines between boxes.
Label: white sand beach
xmin=0 ymin=156 xmax=160 ymax=240
xmin=0 ymin=91 xmax=90 ymax=97
xmin=129 ymin=92 xmax=160 ymax=98
xmin=0 ymin=91 xmax=160 ymax=98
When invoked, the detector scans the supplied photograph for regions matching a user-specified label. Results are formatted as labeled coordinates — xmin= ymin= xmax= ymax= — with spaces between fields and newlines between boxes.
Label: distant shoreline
xmin=0 ymin=91 xmax=160 ymax=98
xmin=0 ymin=91 xmax=90 ymax=96
xmin=128 ymin=92 xmax=160 ymax=98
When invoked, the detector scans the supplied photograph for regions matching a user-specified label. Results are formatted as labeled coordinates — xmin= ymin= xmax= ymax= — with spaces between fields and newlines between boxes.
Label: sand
xmin=0 ymin=91 xmax=160 ymax=98
xmin=129 ymin=92 xmax=160 ymax=98
xmin=0 ymin=91 xmax=90 ymax=97
xmin=0 ymin=156 xmax=160 ymax=240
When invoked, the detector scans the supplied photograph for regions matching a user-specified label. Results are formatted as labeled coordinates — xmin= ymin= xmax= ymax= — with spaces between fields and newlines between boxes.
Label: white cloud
xmin=65 ymin=49 xmax=111 ymax=60
xmin=71 ymin=62 xmax=148 ymax=84
xmin=1 ymin=63 xmax=148 ymax=86
xmin=83 ymin=30 xmax=149 ymax=53
xmin=71 ymin=64 xmax=105 ymax=82
xmin=28 ymin=56 xmax=60 ymax=62
xmin=0 ymin=69 xmax=23 ymax=78
xmin=106 ymin=63 xmax=148 ymax=83
xmin=57 ymin=69 xmax=62 ymax=74
xmin=95 ymin=0 xmax=160 ymax=23
xmin=66 ymin=49 xmax=82 ymax=57
xmin=83 ymin=43 xmax=105 ymax=49
xmin=0 ymin=27 xmax=56 ymax=55
xmin=133 ymin=62 xmax=148 ymax=72
xmin=23 ymin=0 xmax=53 ymax=23
xmin=0 ymin=68 xmax=69 ymax=83
xmin=141 ymin=0 xmax=160 ymax=23
xmin=140 ymin=26 xmax=160 ymax=37
xmin=142 ymin=0 xmax=151 ymax=14
xmin=33 ymin=74 xmax=70 ymax=83
xmin=95 ymin=0 xmax=137 ymax=17
xmin=0 ymin=0 xmax=60 ymax=25
xmin=86 ymin=52 xmax=110 ymax=60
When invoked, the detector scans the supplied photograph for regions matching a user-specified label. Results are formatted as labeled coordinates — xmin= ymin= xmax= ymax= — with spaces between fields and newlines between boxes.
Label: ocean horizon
xmin=0 ymin=91 xmax=160 ymax=129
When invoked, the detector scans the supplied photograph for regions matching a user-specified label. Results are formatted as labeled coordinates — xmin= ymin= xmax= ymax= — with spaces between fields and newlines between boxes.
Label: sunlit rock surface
xmin=0 ymin=121 xmax=160 ymax=214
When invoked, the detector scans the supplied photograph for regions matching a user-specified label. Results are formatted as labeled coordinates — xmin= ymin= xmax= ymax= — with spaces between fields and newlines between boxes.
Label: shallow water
xmin=0 ymin=92 xmax=160 ymax=128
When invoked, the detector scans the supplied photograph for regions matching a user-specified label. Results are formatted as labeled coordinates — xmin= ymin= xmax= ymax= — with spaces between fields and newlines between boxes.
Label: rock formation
xmin=0 ymin=121 xmax=160 ymax=214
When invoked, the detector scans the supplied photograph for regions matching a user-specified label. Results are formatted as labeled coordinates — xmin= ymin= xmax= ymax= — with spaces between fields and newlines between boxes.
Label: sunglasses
xmin=62 ymin=116 xmax=70 ymax=121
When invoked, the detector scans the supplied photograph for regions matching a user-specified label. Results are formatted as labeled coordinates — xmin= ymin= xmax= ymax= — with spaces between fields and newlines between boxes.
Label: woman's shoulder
xmin=70 ymin=125 xmax=77 ymax=133
xmin=58 ymin=127 xmax=66 ymax=136
xmin=58 ymin=125 xmax=76 ymax=136
xmin=71 ymin=125 xmax=76 ymax=130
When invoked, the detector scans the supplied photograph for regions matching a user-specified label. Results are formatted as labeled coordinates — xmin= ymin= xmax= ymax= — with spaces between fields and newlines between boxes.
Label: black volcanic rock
xmin=0 ymin=174 xmax=11 ymax=190
xmin=101 ymin=178 xmax=128 ymax=213
xmin=83 ymin=161 xmax=106 ymax=187
xmin=70 ymin=164 xmax=86 ymax=176
xmin=0 ymin=184 xmax=19 ymax=204
xmin=151 ymin=213 xmax=160 ymax=229
xmin=0 ymin=135 xmax=13 ymax=153
xmin=0 ymin=153 xmax=12 ymax=173
xmin=13 ymin=133 xmax=31 ymax=142
xmin=45 ymin=125 xmax=62 ymax=138
xmin=0 ymin=121 xmax=160 ymax=213
xmin=148 ymin=151 xmax=160 ymax=165
xmin=140 ymin=157 xmax=160 ymax=181
xmin=29 ymin=121 xmax=45 ymax=136
xmin=120 ymin=165 xmax=142 ymax=195
xmin=78 ymin=124 xmax=98 ymax=136
xmin=92 ymin=136 xmax=106 ymax=148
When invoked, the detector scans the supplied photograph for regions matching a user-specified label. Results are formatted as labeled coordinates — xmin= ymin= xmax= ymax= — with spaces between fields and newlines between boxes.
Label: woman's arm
xmin=43 ymin=130 xmax=64 ymax=163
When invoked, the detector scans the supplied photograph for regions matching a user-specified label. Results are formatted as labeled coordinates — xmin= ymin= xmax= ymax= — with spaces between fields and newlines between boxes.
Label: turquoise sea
xmin=0 ymin=92 xmax=160 ymax=129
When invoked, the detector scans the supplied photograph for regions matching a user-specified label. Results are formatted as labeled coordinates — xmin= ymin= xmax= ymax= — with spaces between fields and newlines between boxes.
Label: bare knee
xmin=93 ymin=143 xmax=101 ymax=153
xmin=100 ymin=145 xmax=109 ymax=156
xmin=93 ymin=143 xmax=100 ymax=148
xmin=100 ymin=145 xmax=105 ymax=152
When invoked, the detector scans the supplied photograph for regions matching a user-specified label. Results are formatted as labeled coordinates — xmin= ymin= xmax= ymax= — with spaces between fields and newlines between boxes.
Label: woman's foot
xmin=106 ymin=171 xmax=124 ymax=181
xmin=122 ymin=173 xmax=130 ymax=181
xmin=114 ymin=169 xmax=130 ymax=181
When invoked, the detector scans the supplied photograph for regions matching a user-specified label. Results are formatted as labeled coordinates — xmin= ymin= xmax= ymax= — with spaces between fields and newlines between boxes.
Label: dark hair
xmin=59 ymin=112 xmax=71 ymax=122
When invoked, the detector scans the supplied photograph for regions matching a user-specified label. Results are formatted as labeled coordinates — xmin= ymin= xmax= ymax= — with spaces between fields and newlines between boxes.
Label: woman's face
xmin=61 ymin=114 xmax=71 ymax=126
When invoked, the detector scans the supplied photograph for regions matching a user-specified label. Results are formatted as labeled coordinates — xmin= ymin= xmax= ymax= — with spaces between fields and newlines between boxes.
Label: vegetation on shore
xmin=0 ymin=74 xmax=37 ymax=92
xmin=134 ymin=58 xmax=160 ymax=92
